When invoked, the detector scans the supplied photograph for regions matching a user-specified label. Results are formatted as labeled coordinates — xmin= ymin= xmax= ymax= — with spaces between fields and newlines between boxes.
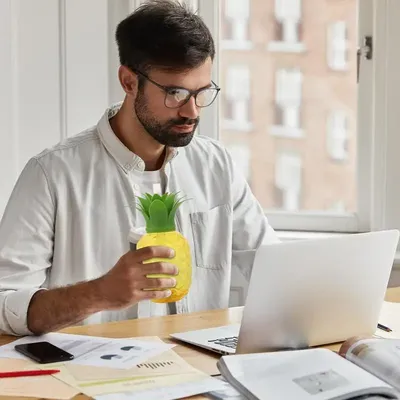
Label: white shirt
xmin=0 ymin=103 xmax=279 ymax=336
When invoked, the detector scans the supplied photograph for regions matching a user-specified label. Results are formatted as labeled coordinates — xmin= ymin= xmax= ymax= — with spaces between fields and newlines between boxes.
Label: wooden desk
xmin=1 ymin=287 xmax=399 ymax=400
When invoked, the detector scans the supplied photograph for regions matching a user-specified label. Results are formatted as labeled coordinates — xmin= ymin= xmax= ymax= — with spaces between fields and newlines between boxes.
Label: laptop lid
xmin=236 ymin=230 xmax=399 ymax=354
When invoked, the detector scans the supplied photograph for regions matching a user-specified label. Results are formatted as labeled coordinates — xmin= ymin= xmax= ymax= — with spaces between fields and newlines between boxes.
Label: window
xmin=222 ymin=65 xmax=252 ymax=132
xmin=212 ymin=0 xmax=360 ymax=232
xmin=227 ymin=145 xmax=251 ymax=181
xmin=327 ymin=21 xmax=348 ymax=71
xmin=5 ymin=0 xmax=400 ymax=249
xmin=275 ymin=153 xmax=302 ymax=211
xmin=221 ymin=0 xmax=252 ymax=50
xmin=268 ymin=0 xmax=305 ymax=53
xmin=272 ymin=69 xmax=303 ymax=138
xmin=327 ymin=111 xmax=349 ymax=161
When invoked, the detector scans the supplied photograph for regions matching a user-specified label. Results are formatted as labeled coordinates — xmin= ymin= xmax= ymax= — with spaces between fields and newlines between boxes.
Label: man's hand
xmin=97 ymin=246 xmax=178 ymax=308
xmin=27 ymin=246 xmax=178 ymax=335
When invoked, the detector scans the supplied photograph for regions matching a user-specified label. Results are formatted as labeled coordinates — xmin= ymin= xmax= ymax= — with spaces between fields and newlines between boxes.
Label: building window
xmin=271 ymin=69 xmax=303 ymax=138
xmin=268 ymin=0 xmax=305 ymax=53
xmin=274 ymin=152 xmax=302 ymax=211
xmin=327 ymin=111 xmax=349 ymax=161
xmin=227 ymin=145 xmax=251 ymax=181
xmin=222 ymin=0 xmax=252 ymax=50
xmin=223 ymin=65 xmax=252 ymax=132
xmin=327 ymin=21 xmax=348 ymax=71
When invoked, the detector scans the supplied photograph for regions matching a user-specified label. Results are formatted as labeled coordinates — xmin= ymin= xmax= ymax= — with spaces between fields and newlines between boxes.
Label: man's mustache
xmin=168 ymin=117 xmax=199 ymax=126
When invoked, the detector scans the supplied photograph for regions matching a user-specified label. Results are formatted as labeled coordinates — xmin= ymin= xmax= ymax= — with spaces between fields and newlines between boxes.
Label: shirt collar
xmin=97 ymin=103 xmax=179 ymax=172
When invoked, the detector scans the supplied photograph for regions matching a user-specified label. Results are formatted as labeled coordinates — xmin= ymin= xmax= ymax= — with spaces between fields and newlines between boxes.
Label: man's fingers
xmin=139 ymin=289 xmax=172 ymax=301
xmin=142 ymin=262 xmax=178 ymax=276
xmin=132 ymin=246 xmax=175 ymax=263
xmin=143 ymin=277 xmax=176 ymax=289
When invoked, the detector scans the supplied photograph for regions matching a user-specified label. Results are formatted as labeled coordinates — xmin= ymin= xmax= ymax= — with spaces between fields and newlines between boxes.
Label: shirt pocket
xmin=189 ymin=204 xmax=232 ymax=270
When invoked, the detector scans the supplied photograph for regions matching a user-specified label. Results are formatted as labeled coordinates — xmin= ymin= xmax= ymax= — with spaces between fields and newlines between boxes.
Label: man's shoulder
xmin=33 ymin=126 xmax=100 ymax=164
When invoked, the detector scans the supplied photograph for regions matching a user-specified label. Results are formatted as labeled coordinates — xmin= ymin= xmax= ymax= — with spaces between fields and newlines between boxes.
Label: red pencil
xmin=0 ymin=369 xmax=60 ymax=378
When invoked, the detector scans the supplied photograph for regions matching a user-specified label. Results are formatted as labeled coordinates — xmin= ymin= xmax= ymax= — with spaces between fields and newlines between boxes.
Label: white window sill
xmin=267 ymin=41 xmax=306 ymax=53
xmin=270 ymin=125 xmax=304 ymax=138
xmin=277 ymin=230 xmax=343 ymax=241
xmin=277 ymin=230 xmax=400 ymax=269
xmin=221 ymin=40 xmax=253 ymax=51
xmin=222 ymin=119 xmax=253 ymax=132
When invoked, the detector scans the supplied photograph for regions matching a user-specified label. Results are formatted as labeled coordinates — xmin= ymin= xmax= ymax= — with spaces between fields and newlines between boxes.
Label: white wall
xmin=0 ymin=0 xmax=127 ymax=217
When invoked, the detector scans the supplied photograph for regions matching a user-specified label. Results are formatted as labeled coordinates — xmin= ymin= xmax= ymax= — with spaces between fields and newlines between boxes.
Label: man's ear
xmin=118 ymin=65 xmax=138 ymax=97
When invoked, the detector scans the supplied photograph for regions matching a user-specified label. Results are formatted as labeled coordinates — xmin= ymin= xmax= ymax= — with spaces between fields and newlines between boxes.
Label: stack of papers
xmin=0 ymin=333 xmax=226 ymax=399
xmin=46 ymin=338 xmax=226 ymax=398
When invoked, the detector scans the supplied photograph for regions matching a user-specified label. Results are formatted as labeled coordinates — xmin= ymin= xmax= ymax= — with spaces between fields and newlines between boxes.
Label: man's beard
xmin=134 ymin=92 xmax=199 ymax=147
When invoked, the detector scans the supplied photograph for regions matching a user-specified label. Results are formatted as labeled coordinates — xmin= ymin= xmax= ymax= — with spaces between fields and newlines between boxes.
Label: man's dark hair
xmin=115 ymin=0 xmax=215 ymax=73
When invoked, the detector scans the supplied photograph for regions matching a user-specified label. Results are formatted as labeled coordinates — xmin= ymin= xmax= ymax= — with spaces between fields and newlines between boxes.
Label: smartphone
xmin=14 ymin=341 xmax=74 ymax=364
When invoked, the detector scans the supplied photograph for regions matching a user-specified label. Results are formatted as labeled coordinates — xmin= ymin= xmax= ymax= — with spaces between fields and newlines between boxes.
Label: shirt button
xmin=137 ymin=161 xmax=145 ymax=170
xmin=133 ymin=184 xmax=139 ymax=190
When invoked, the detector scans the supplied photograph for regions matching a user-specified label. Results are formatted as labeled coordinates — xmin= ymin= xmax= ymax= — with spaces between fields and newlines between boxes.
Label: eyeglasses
xmin=132 ymin=69 xmax=220 ymax=109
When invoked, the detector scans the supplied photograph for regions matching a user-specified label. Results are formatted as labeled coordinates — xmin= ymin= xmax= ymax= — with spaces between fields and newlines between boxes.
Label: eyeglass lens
xmin=165 ymin=88 xmax=218 ymax=108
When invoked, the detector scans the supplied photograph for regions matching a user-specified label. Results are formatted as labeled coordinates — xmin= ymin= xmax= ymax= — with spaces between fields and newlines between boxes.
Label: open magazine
xmin=217 ymin=337 xmax=400 ymax=400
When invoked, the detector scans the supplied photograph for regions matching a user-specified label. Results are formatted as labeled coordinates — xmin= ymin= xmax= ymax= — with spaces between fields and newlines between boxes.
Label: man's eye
xmin=168 ymin=89 xmax=180 ymax=95
xmin=167 ymin=89 xmax=188 ymax=101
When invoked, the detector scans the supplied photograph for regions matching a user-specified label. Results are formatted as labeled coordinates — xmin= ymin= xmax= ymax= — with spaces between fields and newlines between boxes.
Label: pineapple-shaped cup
xmin=136 ymin=192 xmax=192 ymax=303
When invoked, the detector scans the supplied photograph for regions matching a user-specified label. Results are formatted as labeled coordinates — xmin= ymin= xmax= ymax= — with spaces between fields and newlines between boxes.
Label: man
xmin=0 ymin=0 xmax=278 ymax=336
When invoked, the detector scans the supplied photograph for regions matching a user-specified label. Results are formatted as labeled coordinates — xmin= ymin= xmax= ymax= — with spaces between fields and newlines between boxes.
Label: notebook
xmin=217 ymin=337 xmax=400 ymax=400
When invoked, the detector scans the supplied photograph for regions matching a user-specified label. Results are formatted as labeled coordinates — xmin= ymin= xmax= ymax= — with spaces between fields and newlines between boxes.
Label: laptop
xmin=170 ymin=230 xmax=399 ymax=355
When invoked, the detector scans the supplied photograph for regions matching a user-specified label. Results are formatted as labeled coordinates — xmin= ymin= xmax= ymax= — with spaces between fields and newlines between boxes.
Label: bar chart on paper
xmin=137 ymin=361 xmax=175 ymax=370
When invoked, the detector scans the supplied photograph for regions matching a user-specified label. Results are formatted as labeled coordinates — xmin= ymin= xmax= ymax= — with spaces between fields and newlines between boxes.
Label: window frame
xmin=198 ymin=0 xmax=377 ymax=234
xmin=327 ymin=110 xmax=349 ymax=162
xmin=222 ymin=64 xmax=252 ymax=132
xmin=274 ymin=152 xmax=302 ymax=211
xmin=327 ymin=21 xmax=349 ymax=71
xmin=221 ymin=0 xmax=252 ymax=50
xmin=273 ymin=68 xmax=303 ymax=135
xmin=268 ymin=0 xmax=306 ymax=53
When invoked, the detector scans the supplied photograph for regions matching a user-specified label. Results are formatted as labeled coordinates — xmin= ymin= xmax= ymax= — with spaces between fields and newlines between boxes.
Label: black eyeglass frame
xmin=131 ymin=68 xmax=221 ymax=109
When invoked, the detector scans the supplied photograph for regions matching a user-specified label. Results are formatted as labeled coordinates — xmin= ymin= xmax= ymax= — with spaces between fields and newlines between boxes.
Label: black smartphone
xmin=14 ymin=341 xmax=74 ymax=364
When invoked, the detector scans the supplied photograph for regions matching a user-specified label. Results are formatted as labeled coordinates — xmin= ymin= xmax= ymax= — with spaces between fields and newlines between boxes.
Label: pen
xmin=0 ymin=369 xmax=60 ymax=378
xmin=377 ymin=323 xmax=392 ymax=332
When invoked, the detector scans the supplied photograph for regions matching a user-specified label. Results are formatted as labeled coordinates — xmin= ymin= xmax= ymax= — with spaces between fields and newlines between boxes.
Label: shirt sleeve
xmin=227 ymin=149 xmax=280 ymax=281
xmin=0 ymin=158 xmax=55 ymax=335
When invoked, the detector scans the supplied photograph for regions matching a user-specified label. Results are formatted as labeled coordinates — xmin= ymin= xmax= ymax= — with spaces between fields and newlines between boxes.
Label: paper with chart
xmin=0 ymin=332 xmax=173 ymax=369
xmin=57 ymin=344 xmax=198 ymax=382
xmin=94 ymin=376 xmax=227 ymax=400
xmin=51 ymin=348 xmax=206 ymax=396
xmin=45 ymin=342 xmax=218 ymax=397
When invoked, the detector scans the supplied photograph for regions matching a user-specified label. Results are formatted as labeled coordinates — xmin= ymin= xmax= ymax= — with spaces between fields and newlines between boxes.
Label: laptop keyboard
xmin=208 ymin=336 xmax=238 ymax=349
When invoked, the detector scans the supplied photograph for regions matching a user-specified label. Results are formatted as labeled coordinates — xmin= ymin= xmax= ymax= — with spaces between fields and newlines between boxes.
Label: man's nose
xmin=178 ymin=96 xmax=199 ymax=120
